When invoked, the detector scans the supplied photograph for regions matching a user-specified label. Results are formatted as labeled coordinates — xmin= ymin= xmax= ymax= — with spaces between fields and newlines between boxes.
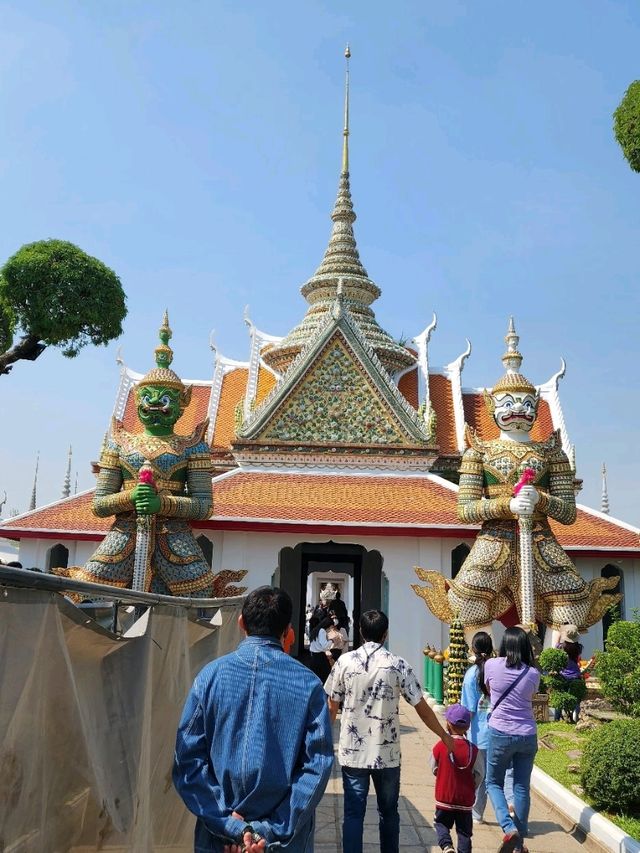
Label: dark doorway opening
xmin=277 ymin=541 xmax=383 ymax=658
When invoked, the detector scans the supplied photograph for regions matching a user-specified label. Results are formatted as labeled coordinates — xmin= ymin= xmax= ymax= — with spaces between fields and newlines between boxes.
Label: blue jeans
xmin=342 ymin=765 xmax=401 ymax=853
xmin=486 ymin=729 xmax=538 ymax=838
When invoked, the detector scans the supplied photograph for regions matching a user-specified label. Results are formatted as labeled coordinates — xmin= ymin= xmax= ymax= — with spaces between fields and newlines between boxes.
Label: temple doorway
xmin=277 ymin=541 xmax=383 ymax=658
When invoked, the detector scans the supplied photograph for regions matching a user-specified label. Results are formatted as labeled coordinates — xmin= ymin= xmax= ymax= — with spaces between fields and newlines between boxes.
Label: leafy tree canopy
xmin=0 ymin=239 xmax=127 ymax=374
xmin=614 ymin=80 xmax=640 ymax=173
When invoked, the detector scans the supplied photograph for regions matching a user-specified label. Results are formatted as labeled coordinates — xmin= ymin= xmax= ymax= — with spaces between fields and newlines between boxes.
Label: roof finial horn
xmin=342 ymin=44 xmax=351 ymax=174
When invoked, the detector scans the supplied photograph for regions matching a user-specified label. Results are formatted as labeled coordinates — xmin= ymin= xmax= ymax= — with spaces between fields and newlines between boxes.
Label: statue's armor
xmin=450 ymin=428 xmax=614 ymax=631
xmin=71 ymin=418 xmax=214 ymax=596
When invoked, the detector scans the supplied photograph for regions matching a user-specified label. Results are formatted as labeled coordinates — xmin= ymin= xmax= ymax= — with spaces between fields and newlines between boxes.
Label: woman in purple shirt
xmin=484 ymin=626 xmax=540 ymax=853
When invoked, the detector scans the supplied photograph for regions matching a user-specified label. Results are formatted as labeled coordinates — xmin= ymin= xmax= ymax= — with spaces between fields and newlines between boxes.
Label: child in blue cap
xmin=431 ymin=703 xmax=485 ymax=853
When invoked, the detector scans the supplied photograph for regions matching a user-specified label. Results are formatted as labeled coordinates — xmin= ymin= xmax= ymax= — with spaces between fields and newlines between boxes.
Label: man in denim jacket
xmin=173 ymin=587 xmax=334 ymax=852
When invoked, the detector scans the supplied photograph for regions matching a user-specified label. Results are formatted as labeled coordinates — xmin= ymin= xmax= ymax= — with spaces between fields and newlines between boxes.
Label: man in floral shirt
xmin=326 ymin=610 xmax=452 ymax=853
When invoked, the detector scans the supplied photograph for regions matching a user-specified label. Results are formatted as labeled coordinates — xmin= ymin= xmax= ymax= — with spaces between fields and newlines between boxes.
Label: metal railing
xmin=0 ymin=564 xmax=245 ymax=608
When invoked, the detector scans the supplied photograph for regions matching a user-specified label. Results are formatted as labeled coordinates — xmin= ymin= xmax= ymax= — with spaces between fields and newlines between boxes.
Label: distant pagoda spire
xmin=601 ymin=462 xmax=610 ymax=514
xmin=262 ymin=46 xmax=415 ymax=376
xmin=62 ymin=445 xmax=72 ymax=499
xmin=29 ymin=451 xmax=40 ymax=511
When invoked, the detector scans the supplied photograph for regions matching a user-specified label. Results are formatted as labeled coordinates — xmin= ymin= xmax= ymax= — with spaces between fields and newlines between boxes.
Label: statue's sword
xmin=514 ymin=467 xmax=536 ymax=629
xmin=132 ymin=461 xmax=157 ymax=593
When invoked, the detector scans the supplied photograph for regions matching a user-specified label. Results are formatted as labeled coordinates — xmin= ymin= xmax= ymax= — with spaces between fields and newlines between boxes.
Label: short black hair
xmin=499 ymin=626 xmax=533 ymax=668
xmin=360 ymin=609 xmax=388 ymax=643
xmin=241 ymin=586 xmax=292 ymax=638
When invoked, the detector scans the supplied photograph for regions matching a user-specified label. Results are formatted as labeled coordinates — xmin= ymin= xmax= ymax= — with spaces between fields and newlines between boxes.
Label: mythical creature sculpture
xmin=58 ymin=314 xmax=245 ymax=597
xmin=413 ymin=319 xmax=620 ymax=642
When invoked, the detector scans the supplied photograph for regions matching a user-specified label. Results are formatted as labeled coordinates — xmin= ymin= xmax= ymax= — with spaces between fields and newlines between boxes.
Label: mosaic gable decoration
xmin=234 ymin=291 xmax=437 ymax=467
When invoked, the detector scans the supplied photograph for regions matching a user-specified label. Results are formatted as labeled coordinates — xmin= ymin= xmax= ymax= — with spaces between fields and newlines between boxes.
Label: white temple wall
xmin=573 ymin=555 xmax=639 ymax=658
xmin=208 ymin=529 xmax=477 ymax=679
xmin=14 ymin=534 xmax=640 ymax=677
xmin=17 ymin=538 xmax=96 ymax=572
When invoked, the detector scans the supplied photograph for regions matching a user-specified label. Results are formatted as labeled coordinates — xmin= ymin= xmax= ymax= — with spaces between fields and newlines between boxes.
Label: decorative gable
xmin=260 ymin=334 xmax=409 ymax=445
xmin=234 ymin=301 xmax=438 ymax=470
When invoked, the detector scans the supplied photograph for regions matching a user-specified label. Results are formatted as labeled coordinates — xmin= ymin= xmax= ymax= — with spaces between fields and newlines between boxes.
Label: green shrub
xmin=582 ymin=719 xmax=640 ymax=813
xmin=539 ymin=648 xmax=568 ymax=674
xmin=596 ymin=618 xmax=640 ymax=718
xmin=568 ymin=678 xmax=587 ymax=702
xmin=550 ymin=690 xmax=577 ymax=715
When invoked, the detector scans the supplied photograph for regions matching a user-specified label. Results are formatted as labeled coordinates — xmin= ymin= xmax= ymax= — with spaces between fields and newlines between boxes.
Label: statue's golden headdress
xmin=136 ymin=311 xmax=192 ymax=409
xmin=484 ymin=318 xmax=537 ymax=413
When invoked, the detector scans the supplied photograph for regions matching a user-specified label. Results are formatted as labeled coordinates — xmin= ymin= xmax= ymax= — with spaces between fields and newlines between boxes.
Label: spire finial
xmin=62 ymin=445 xmax=72 ymax=499
xmin=155 ymin=310 xmax=173 ymax=369
xmin=490 ymin=317 xmax=536 ymax=397
xmin=502 ymin=316 xmax=523 ymax=374
xmin=342 ymin=44 xmax=351 ymax=174
xmin=29 ymin=451 xmax=40 ymax=511
xmin=601 ymin=462 xmax=610 ymax=514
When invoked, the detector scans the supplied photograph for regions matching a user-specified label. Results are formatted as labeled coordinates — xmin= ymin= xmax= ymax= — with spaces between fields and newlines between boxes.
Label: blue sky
xmin=1 ymin=0 xmax=639 ymax=521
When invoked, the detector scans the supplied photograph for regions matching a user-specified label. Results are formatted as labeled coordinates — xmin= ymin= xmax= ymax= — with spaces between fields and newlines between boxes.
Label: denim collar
xmin=238 ymin=635 xmax=283 ymax=649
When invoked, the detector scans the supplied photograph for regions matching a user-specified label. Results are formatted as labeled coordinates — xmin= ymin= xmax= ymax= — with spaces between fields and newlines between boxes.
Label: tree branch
xmin=0 ymin=335 xmax=47 ymax=375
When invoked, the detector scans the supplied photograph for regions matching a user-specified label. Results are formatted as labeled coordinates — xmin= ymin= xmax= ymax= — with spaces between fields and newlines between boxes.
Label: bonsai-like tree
xmin=614 ymin=80 xmax=640 ymax=173
xmin=0 ymin=239 xmax=126 ymax=376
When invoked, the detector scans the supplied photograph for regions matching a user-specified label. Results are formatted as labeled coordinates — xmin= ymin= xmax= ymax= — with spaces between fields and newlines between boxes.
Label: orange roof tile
xmin=429 ymin=374 xmax=458 ymax=454
xmin=398 ymin=368 xmax=419 ymax=410
xmin=212 ymin=368 xmax=249 ymax=447
xmin=120 ymin=384 xmax=211 ymax=436
xmin=551 ymin=507 xmax=640 ymax=550
xmin=1 ymin=492 xmax=110 ymax=536
xmin=462 ymin=392 xmax=554 ymax=442
xmin=3 ymin=475 xmax=637 ymax=552
xmin=212 ymin=472 xmax=461 ymax=526
xmin=255 ymin=366 xmax=277 ymax=406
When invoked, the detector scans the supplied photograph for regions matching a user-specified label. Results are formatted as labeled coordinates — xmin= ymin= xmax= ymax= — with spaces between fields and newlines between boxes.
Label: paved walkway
xmin=314 ymin=703 xmax=599 ymax=853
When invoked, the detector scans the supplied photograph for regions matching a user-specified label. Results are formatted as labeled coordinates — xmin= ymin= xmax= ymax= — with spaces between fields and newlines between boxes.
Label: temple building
xmin=2 ymin=54 xmax=638 ymax=676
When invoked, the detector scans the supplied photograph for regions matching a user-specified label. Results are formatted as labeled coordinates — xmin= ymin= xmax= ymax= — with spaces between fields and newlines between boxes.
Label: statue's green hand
xmin=132 ymin=483 xmax=161 ymax=515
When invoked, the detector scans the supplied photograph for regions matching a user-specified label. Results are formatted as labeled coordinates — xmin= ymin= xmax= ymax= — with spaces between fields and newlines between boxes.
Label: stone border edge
xmin=530 ymin=766 xmax=640 ymax=853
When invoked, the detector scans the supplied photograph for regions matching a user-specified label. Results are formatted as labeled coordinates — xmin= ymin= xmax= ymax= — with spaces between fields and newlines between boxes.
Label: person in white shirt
xmin=309 ymin=615 xmax=334 ymax=681
xmin=325 ymin=609 xmax=452 ymax=853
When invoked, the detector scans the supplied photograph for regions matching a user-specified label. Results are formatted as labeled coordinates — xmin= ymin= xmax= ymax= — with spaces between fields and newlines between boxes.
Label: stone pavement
xmin=314 ymin=702 xmax=600 ymax=853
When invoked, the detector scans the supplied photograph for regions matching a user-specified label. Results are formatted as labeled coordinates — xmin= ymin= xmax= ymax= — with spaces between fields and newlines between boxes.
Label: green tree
xmin=0 ymin=239 xmax=126 ymax=375
xmin=595 ymin=614 xmax=640 ymax=718
xmin=614 ymin=80 xmax=640 ymax=173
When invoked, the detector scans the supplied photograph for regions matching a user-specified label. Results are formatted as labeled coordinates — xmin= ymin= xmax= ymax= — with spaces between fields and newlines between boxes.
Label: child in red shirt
xmin=431 ymin=704 xmax=485 ymax=853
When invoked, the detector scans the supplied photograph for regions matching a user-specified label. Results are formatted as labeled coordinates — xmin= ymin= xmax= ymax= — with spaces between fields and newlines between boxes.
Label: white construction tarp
xmin=0 ymin=585 xmax=243 ymax=852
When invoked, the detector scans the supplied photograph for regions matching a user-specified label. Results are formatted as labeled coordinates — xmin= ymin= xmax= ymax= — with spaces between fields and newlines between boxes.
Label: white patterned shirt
xmin=325 ymin=642 xmax=423 ymax=769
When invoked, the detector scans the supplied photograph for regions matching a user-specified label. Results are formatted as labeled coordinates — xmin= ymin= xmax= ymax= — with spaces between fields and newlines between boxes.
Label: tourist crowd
xmin=172 ymin=586 xmax=549 ymax=853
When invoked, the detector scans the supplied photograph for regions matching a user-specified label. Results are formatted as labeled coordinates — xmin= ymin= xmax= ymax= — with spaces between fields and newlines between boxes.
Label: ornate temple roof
xmin=3 ymin=473 xmax=639 ymax=554
xmin=2 ymin=54 xmax=634 ymax=559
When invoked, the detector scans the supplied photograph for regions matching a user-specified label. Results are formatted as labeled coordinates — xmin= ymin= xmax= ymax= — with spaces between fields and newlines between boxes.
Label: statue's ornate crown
xmin=136 ymin=311 xmax=192 ymax=408
xmin=490 ymin=317 xmax=536 ymax=397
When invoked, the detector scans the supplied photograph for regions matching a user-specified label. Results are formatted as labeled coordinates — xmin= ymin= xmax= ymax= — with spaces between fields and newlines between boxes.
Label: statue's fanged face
xmin=493 ymin=391 xmax=537 ymax=433
xmin=136 ymin=384 xmax=182 ymax=430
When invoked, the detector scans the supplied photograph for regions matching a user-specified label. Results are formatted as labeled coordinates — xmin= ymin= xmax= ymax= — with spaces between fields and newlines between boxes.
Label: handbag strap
xmin=491 ymin=665 xmax=529 ymax=713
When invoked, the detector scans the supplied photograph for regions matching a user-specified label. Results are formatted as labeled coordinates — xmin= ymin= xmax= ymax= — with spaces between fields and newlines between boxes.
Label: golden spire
xmin=261 ymin=44 xmax=416 ymax=376
xmin=342 ymin=44 xmax=351 ymax=174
